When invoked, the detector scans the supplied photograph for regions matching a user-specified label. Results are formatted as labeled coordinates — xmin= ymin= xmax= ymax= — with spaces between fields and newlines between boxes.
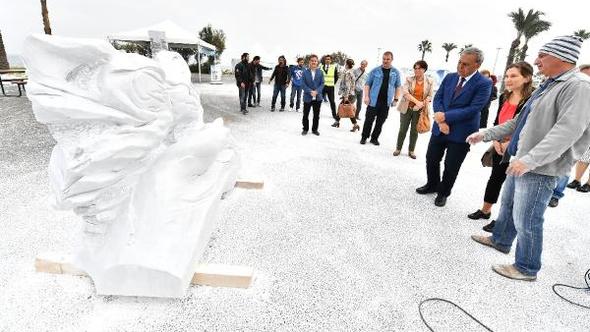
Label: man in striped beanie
xmin=467 ymin=35 xmax=590 ymax=281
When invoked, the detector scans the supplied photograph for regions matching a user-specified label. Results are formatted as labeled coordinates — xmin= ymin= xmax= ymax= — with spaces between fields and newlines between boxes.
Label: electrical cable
xmin=552 ymin=268 xmax=590 ymax=310
xmin=418 ymin=297 xmax=494 ymax=332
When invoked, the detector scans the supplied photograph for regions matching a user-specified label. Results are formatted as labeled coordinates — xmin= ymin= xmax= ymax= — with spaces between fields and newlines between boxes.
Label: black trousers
xmin=425 ymin=135 xmax=470 ymax=197
xmin=484 ymin=149 xmax=509 ymax=204
xmin=302 ymin=101 xmax=321 ymax=132
xmin=480 ymin=105 xmax=490 ymax=128
xmin=249 ymin=82 xmax=261 ymax=104
xmin=323 ymin=86 xmax=337 ymax=120
xmin=361 ymin=104 xmax=389 ymax=140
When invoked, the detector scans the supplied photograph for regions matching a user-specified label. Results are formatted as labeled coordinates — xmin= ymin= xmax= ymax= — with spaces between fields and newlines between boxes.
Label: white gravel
xmin=1 ymin=82 xmax=589 ymax=331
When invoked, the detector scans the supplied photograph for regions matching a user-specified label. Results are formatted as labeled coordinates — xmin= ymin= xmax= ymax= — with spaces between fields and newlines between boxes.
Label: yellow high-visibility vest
xmin=321 ymin=65 xmax=336 ymax=87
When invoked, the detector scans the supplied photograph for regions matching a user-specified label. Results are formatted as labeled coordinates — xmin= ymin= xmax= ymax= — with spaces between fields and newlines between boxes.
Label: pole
xmin=197 ymin=46 xmax=202 ymax=83
xmin=492 ymin=47 xmax=501 ymax=75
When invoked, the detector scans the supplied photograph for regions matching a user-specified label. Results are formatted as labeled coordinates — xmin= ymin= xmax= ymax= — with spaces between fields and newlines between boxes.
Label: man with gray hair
xmin=416 ymin=47 xmax=492 ymax=207
xmin=353 ymin=60 xmax=368 ymax=120
xmin=468 ymin=36 xmax=590 ymax=281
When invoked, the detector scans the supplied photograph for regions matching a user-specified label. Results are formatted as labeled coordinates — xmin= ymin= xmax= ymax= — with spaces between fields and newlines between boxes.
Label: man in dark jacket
xmin=235 ymin=53 xmax=252 ymax=114
xmin=249 ymin=56 xmax=271 ymax=107
xmin=269 ymin=55 xmax=291 ymax=112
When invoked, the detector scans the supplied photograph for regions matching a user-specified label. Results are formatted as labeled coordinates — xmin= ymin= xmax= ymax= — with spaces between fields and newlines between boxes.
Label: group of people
xmin=432 ymin=35 xmax=590 ymax=282
xmin=234 ymin=35 xmax=590 ymax=282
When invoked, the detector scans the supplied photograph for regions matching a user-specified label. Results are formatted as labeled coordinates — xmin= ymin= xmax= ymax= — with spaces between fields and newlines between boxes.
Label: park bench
xmin=0 ymin=69 xmax=28 ymax=97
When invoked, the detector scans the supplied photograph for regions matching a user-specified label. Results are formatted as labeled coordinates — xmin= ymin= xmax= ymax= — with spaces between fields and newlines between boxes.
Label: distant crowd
xmin=234 ymin=35 xmax=590 ymax=283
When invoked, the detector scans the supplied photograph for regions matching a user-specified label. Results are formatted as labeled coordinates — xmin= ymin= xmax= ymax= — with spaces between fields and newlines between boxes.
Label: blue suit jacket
xmin=301 ymin=68 xmax=325 ymax=103
xmin=432 ymin=72 xmax=492 ymax=142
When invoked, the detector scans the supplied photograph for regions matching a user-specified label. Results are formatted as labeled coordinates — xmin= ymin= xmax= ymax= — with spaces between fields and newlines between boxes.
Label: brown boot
xmin=471 ymin=235 xmax=510 ymax=254
xmin=492 ymin=264 xmax=536 ymax=281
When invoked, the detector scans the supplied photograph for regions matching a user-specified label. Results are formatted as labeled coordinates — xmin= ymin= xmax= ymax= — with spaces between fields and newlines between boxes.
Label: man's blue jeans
xmin=491 ymin=173 xmax=558 ymax=276
xmin=271 ymin=84 xmax=287 ymax=109
xmin=290 ymin=85 xmax=302 ymax=110
xmin=552 ymin=175 xmax=569 ymax=199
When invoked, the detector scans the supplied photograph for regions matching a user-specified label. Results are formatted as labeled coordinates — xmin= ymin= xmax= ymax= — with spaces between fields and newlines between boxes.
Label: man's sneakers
xmin=470 ymin=235 xmax=510 ymax=254
xmin=492 ymin=264 xmax=536 ymax=281
xmin=312 ymin=131 xmax=320 ymax=136
xmin=360 ymin=138 xmax=367 ymax=145
xmin=370 ymin=139 xmax=380 ymax=146
xmin=301 ymin=130 xmax=308 ymax=136
xmin=548 ymin=197 xmax=559 ymax=207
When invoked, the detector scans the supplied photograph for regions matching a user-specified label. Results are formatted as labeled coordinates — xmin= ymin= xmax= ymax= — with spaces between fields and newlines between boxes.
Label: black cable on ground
xmin=418 ymin=298 xmax=494 ymax=332
xmin=552 ymin=268 xmax=590 ymax=309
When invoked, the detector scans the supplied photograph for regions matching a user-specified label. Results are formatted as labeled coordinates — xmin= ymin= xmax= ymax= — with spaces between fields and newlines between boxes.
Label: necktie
xmin=453 ymin=77 xmax=466 ymax=99
xmin=506 ymin=78 xmax=555 ymax=156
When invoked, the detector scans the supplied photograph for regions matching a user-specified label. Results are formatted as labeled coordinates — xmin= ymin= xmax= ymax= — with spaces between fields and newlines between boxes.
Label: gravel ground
xmin=1 ymin=82 xmax=589 ymax=331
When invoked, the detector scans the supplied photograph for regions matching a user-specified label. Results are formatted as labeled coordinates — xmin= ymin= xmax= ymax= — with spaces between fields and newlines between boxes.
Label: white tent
xmin=107 ymin=20 xmax=217 ymax=52
xmin=107 ymin=20 xmax=218 ymax=82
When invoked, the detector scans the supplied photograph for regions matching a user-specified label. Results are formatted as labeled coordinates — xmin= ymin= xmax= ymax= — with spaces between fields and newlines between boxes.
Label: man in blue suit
xmin=416 ymin=47 xmax=492 ymax=207
xmin=301 ymin=54 xmax=325 ymax=136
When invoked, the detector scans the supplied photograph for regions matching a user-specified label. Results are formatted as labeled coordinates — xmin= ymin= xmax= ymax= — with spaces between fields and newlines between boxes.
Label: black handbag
xmin=481 ymin=145 xmax=496 ymax=167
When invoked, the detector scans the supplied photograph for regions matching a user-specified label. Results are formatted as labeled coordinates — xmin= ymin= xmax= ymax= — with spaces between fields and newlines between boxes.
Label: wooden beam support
xmin=35 ymin=253 xmax=254 ymax=289
xmin=235 ymin=179 xmax=264 ymax=190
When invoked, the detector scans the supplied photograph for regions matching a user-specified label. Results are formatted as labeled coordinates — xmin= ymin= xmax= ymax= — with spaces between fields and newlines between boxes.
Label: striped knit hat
xmin=539 ymin=35 xmax=584 ymax=64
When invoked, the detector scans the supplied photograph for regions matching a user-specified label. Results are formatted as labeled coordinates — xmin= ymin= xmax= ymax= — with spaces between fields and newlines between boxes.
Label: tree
xmin=518 ymin=14 xmax=551 ymax=61
xmin=111 ymin=41 xmax=151 ymax=57
xmin=417 ymin=40 xmax=432 ymax=60
xmin=573 ymin=29 xmax=590 ymax=40
xmin=169 ymin=47 xmax=195 ymax=62
xmin=302 ymin=51 xmax=349 ymax=66
xmin=328 ymin=51 xmax=349 ymax=66
xmin=459 ymin=44 xmax=473 ymax=53
xmin=0 ymin=30 xmax=9 ymax=70
xmin=441 ymin=43 xmax=457 ymax=62
xmin=503 ymin=8 xmax=549 ymax=90
xmin=40 ymin=0 xmax=52 ymax=35
xmin=198 ymin=24 xmax=226 ymax=59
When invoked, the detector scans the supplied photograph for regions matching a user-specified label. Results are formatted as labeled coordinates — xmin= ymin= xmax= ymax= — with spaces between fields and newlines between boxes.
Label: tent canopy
xmin=107 ymin=20 xmax=217 ymax=55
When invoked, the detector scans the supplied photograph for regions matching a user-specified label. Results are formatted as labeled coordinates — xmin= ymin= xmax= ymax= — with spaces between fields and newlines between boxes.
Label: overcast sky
xmin=1 ymin=0 xmax=589 ymax=73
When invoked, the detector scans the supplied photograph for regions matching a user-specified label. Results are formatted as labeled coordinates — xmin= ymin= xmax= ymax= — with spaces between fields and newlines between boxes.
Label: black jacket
xmin=235 ymin=60 xmax=253 ymax=87
xmin=270 ymin=65 xmax=291 ymax=86
xmin=253 ymin=63 xmax=272 ymax=82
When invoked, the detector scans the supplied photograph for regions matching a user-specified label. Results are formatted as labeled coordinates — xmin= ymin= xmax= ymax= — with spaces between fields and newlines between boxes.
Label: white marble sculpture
xmin=23 ymin=34 xmax=240 ymax=298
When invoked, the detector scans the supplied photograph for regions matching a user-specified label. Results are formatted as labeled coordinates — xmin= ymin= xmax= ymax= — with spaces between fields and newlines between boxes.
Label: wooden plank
xmin=235 ymin=179 xmax=264 ymax=190
xmin=192 ymin=264 xmax=254 ymax=288
xmin=35 ymin=254 xmax=254 ymax=289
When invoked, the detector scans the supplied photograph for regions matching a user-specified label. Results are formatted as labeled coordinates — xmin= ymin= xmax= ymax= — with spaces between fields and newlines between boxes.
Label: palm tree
xmin=459 ymin=44 xmax=473 ymax=53
xmin=518 ymin=14 xmax=551 ymax=61
xmin=441 ymin=43 xmax=457 ymax=62
xmin=40 ymin=0 xmax=52 ymax=35
xmin=417 ymin=40 xmax=432 ymax=60
xmin=573 ymin=29 xmax=590 ymax=40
